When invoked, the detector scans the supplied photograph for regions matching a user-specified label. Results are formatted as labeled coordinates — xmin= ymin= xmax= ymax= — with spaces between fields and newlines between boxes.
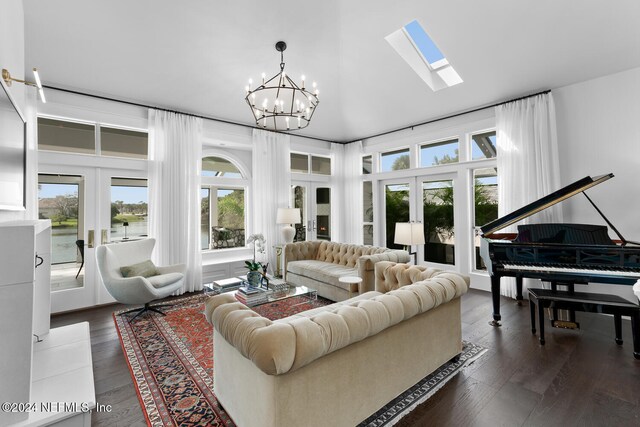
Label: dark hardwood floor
xmin=50 ymin=289 xmax=640 ymax=427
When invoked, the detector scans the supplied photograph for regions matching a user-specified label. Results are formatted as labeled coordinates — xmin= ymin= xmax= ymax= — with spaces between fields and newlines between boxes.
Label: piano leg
xmin=614 ymin=314 xmax=623 ymax=345
xmin=538 ymin=302 xmax=546 ymax=345
xmin=631 ymin=312 xmax=640 ymax=360
xmin=516 ymin=277 xmax=524 ymax=306
xmin=490 ymin=275 xmax=502 ymax=327
xmin=530 ymin=300 xmax=536 ymax=335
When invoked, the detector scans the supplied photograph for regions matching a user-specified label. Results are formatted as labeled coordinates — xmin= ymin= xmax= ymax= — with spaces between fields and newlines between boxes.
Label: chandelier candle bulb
xmin=301 ymin=75 xmax=305 ymax=89
xmin=261 ymin=73 xmax=265 ymax=84
xmin=285 ymin=117 xmax=290 ymax=130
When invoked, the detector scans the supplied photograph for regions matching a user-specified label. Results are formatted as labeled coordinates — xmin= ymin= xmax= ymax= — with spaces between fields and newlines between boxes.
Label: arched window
xmin=200 ymin=154 xmax=249 ymax=251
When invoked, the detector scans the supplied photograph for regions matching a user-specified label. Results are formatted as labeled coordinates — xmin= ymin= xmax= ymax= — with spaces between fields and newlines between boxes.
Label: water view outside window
xmin=381 ymin=149 xmax=410 ymax=172
xmin=110 ymin=179 xmax=148 ymax=241
xmin=423 ymin=180 xmax=455 ymax=265
xmin=420 ymin=139 xmax=459 ymax=167
xmin=472 ymin=131 xmax=497 ymax=160
xmin=38 ymin=182 xmax=80 ymax=264
xmin=474 ymin=168 xmax=499 ymax=269
xmin=385 ymin=183 xmax=410 ymax=249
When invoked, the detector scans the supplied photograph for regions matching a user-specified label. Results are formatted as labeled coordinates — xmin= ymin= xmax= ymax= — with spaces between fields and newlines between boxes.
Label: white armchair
xmin=96 ymin=238 xmax=185 ymax=320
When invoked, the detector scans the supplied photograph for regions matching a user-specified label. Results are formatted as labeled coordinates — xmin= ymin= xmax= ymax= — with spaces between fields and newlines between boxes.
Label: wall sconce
xmin=2 ymin=67 xmax=46 ymax=103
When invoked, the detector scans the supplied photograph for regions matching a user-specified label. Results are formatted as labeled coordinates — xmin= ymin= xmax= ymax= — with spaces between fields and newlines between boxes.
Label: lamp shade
xmin=394 ymin=222 xmax=425 ymax=245
xmin=276 ymin=208 xmax=301 ymax=225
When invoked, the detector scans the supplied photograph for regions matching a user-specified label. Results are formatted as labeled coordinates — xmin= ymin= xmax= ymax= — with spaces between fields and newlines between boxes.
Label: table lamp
xmin=277 ymin=208 xmax=301 ymax=243
xmin=394 ymin=222 xmax=425 ymax=265
xmin=123 ymin=221 xmax=129 ymax=240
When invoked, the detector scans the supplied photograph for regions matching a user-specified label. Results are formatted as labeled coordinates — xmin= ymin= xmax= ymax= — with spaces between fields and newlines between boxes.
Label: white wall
xmin=554 ymin=66 xmax=640 ymax=301
xmin=0 ymin=0 xmax=26 ymax=223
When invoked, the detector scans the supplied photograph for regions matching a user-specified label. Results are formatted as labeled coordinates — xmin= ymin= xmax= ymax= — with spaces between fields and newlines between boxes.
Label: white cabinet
xmin=0 ymin=220 xmax=51 ymax=425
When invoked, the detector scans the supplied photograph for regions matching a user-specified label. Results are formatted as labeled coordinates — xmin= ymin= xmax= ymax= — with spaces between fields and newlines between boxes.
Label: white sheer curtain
xmin=148 ymin=109 xmax=203 ymax=293
xmin=252 ymin=129 xmax=291 ymax=273
xmin=331 ymin=141 xmax=363 ymax=244
xmin=496 ymin=92 xmax=562 ymax=298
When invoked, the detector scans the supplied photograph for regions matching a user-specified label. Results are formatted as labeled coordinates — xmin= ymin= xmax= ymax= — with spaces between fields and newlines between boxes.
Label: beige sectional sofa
xmin=283 ymin=240 xmax=410 ymax=301
xmin=204 ymin=261 xmax=469 ymax=427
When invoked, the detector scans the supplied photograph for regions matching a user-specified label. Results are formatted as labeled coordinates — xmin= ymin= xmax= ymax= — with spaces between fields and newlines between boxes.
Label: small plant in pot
xmin=244 ymin=261 xmax=263 ymax=288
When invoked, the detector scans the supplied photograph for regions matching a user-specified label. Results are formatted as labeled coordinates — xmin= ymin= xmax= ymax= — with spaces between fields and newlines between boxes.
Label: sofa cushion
xmin=147 ymin=272 xmax=183 ymax=289
xmin=315 ymin=241 xmax=391 ymax=267
xmin=287 ymin=260 xmax=358 ymax=291
xmin=120 ymin=259 xmax=157 ymax=278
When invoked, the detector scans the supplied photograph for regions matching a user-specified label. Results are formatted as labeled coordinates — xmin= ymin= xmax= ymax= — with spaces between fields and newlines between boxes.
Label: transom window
xmin=420 ymin=139 xmax=459 ymax=167
xmin=290 ymin=153 xmax=332 ymax=175
xmin=381 ymin=148 xmax=410 ymax=172
xmin=202 ymin=156 xmax=243 ymax=177
xmin=471 ymin=131 xmax=497 ymax=160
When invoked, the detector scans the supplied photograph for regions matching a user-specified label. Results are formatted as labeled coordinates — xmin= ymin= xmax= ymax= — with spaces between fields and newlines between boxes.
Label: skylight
xmin=404 ymin=20 xmax=445 ymax=66
xmin=386 ymin=20 xmax=463 ymax=92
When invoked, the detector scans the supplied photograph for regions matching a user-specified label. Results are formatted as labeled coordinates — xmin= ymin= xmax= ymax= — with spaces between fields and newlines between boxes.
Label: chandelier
xmin=244 ymin=41 xmax=319 ymax=131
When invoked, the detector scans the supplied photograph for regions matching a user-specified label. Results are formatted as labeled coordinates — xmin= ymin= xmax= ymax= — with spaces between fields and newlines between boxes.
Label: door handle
xmin=87 ymin=230 xmax=95 ymax=248
xmin=312 ymin=219 xmax=317 ymax=231
xmin=101 ymin=229 xmax=108 ymax=245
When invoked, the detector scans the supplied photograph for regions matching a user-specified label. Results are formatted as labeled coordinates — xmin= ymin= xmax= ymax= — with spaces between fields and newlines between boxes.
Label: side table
xmin=339 ymin=276 xmax=363 ymax=298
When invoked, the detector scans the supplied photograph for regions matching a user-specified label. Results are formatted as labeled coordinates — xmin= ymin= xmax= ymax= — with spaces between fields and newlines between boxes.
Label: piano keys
xmin=479 ymin=173 xmax=640 ymax=327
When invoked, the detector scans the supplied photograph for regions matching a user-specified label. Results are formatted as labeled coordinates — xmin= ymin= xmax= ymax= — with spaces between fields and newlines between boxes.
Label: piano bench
xmin=527 ymin=288 xmax=640 ymax=359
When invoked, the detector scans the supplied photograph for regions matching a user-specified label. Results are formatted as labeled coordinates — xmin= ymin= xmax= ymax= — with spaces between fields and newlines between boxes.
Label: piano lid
xmin=480 ymin=173 xmax=613 ymax=236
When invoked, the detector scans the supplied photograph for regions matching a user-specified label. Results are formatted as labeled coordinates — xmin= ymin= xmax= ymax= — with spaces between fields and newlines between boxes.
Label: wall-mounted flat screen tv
xmin=0 ymin=81 xmax=26 ymax=211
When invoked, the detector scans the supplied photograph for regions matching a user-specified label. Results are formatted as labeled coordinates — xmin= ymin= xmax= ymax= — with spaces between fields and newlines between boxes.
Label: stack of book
xmin=235 ymin=285 xmax=272 ymax=306
xmin=210 ymin=277 xmax=244 ymax=292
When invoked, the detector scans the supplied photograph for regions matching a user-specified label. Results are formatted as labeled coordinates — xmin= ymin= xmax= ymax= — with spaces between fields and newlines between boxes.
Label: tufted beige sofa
xmin=283 ymin=240 xmax=410 ymax=301
xmin=204 ymin=261 xmax=469 ymax=427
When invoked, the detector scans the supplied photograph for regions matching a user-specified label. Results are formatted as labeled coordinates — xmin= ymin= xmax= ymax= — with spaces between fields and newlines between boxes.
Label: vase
xmin=247 ymin=271 xmax=262 ymax=288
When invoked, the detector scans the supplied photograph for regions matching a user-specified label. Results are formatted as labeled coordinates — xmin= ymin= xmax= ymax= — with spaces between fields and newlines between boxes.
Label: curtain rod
xmin=43 ymin=85 xmax=550 ymax=145
xmin=342 ymin=89 xmax=552 ymax=144
xmin=42 ymin=85 xmax=339 ymax=145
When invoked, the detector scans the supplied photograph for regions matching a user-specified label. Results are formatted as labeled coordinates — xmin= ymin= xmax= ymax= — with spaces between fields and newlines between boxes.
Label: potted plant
xmin=244 ymin=260 xmax=263 ymax=288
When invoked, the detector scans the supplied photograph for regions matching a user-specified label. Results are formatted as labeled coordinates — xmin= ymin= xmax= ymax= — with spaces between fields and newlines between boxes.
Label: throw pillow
xmin=120 ymin=260 xmax=158 ymax=278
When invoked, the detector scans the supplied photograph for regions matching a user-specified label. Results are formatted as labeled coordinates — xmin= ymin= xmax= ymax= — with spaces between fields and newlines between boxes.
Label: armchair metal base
xmin=121 ymin=302 xmax=173 ymax=322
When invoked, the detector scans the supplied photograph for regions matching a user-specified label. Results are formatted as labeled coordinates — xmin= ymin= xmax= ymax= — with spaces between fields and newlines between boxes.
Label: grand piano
xmin=479 ymin=173 xmax=640 ymax=327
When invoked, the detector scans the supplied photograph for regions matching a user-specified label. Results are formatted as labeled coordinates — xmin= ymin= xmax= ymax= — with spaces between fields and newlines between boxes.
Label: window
xmin=363 ymin=181 xmax=373 ymax=245
xmin=473 ymin=168 xmax=499 ymax=270
xmin=202 ymin=156 xmax=243 ymax=177
xmin=110 ymin=178 xmax=148 ymax=241
xmin=38 ymin=178 xmax=81 ymax=264
xmin=472 ymin=131 xmax=497 ymax=160
xmin=311 ymin=156 xmax=331 ymax=175
xmin=202 ymin=188 xmax=246 ymax=250
xmin=420 ymin=139 xmax=459 ymax=167
xmin=291 ymin=153 xmax=309 ymax=173
xmin=381 ymin=149 xmax=410 ymax=172
xmin=385 ymin=183 xmax=410 ymax=249
xmin=290 ymin=153 xmax=332 ymax=175
xmin=423 ymin=180 xmax=455 ymax=265
xmin=362 ymin=155 xmax=372 ymax=174
xmin=101 ymin=127 xmax=148 ymax=159
xmin=38 ymin=118 xmax=95 ymax=154
xmin=201 ymin=155 xmax=248 ymax=251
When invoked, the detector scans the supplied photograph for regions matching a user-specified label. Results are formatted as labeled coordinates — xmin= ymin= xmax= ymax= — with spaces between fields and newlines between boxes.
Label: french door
xmin=380 ymin=173 xmax=461 ymax=268
xmin=39 ymin=164 xmax=147 ymax=312
xmin=291 ymin=182 xmax=332 ymax=241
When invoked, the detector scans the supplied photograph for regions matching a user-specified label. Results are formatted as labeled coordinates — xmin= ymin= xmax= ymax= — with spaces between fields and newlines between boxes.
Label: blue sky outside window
xmin=404 ymin=20 xmax=445 ymax=65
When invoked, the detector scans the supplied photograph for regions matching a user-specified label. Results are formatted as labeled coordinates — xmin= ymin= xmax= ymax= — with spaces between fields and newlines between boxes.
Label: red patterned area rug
xmin=114 ymin=293 xmax=487 ymax=427
xmin=113 ymin=292 xmax=331 ymax=427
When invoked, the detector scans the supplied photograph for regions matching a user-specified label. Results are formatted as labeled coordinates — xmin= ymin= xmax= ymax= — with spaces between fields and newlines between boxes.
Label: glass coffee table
xmin=234 ymin=284 xmax=318 ymax=307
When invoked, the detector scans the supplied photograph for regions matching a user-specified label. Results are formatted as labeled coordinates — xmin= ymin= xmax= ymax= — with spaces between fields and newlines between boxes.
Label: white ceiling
xmin=23 ymin=0 xmax=640 ymax=142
